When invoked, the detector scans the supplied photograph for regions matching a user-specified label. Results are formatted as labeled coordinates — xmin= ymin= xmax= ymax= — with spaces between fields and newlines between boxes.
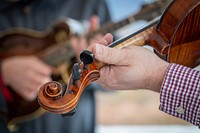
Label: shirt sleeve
xmin=159 ymin=63 xmax=200 ymax=127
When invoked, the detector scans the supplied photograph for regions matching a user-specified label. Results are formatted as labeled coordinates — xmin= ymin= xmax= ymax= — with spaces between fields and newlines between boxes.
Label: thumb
xmin=94 ymin=44 xmax=128 ymax=65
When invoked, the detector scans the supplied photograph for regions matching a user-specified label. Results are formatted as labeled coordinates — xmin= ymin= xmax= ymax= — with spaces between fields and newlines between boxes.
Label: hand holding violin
xmin=88 ymin=33 xmax=169 ymax=92
xmin=37 ymin=0 xmax=200 ymax=117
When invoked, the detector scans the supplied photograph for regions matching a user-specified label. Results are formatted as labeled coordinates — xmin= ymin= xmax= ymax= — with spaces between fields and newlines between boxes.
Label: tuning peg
xmin=72 ymin=63 xmax=82 ymax=86
xmin=61 ymin=108 xmax=76 ymax=117
xmin=80 ymin=50 xmax=95 ymax=69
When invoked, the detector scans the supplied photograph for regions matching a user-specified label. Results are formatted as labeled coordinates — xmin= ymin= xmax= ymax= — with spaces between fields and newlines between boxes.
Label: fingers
xmin=27 ymin=70 xmax=52 ymax=86
xmin=87 ymin=33 xmax=113 ymax=52
xmin=87 ymin=33 xmax=127 ymax=66
xmin=97 ymin=33 xmax=113 ymax=46
xmin=2 ymin=56 xmax=52 ymax=101
xmin=28 ymin=56 xmax=52 ymax=76
xmin=20 ymin=74 xmax=51 ymax=101
xmin=94 ymin=44 xmax=129 ymax=66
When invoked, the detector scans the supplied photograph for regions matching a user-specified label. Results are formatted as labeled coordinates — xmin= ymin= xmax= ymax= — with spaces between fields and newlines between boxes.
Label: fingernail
xmin=95 ymin=44 xmax=102 ymax=57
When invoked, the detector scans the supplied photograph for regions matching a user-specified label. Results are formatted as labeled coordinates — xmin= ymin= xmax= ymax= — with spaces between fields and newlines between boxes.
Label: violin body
xmin=155 ymin=0 xmax=200 ymax=67
xmin=37 ymin=0 xmax=200 ymax=117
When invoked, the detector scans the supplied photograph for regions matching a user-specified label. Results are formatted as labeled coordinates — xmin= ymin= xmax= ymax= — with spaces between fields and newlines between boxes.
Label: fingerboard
xmin=108 ymin=17 xmax=160 ymax=49
xmin=95 ymin=17 xmax=160 ymax=69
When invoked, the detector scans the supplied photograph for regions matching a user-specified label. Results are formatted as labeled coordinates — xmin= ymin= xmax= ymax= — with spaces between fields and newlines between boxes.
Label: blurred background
xmin=95 ymin=0 xmax=199 ymax=133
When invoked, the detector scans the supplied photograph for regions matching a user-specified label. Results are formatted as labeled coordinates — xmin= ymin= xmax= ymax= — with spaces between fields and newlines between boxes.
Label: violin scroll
xmin=37 ymin=50 xmax=101 ymax=115
xmin=39 ymin=81 xmax=63 ymax=100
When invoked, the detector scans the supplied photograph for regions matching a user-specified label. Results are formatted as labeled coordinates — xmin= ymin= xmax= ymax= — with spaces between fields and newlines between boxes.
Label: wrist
xmin=147 ymin=60 xmax=170 ymax=93
xmin=156 ymin=61 xmax=170 ymax=92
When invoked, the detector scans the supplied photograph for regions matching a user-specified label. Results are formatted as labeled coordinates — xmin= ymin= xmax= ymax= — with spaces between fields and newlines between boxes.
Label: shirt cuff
xmin=159 ymin=63 xmax=200 ymax=127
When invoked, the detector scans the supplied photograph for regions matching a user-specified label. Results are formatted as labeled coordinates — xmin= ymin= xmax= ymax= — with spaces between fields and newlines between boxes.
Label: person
xmin=0 ymin=0 xmax=111 ymax=133
xmin=87 ymin=33 xmax=200 ymax=128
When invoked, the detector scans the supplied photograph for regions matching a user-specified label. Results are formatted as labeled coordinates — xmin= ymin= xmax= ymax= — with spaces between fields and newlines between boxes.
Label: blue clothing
xmin=0 ymin=0 xmax=110 ymax=31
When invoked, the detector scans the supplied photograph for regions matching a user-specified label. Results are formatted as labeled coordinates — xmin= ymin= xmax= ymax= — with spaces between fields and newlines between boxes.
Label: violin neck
xmin=95 ymin=17 xmax=160 ymax=69
xmin=108 ymin=17 xmax=160 ymax=49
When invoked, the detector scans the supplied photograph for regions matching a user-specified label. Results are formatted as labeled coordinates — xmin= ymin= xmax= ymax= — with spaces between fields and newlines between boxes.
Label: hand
xmin=1 ymin=56 xmax=52 ymax=101
xmin=88 ymin=33 xmax=169 ymax=92
xmin=70 ymin=15 xmax=103 ymax=62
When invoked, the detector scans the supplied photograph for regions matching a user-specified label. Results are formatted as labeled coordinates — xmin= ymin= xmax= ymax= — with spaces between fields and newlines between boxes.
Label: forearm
xmin=159 ymin=63 xmax=200 ymax=127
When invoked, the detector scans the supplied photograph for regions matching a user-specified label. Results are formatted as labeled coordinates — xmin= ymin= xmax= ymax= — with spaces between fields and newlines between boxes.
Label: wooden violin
xmin=1 ymin=1 xmax=168 ymax=130
xmin=38 ymin=0 xmax=200 ymax=116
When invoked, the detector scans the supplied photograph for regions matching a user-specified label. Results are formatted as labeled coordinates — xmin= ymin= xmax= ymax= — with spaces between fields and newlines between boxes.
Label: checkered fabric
xmin=159 ymin=63 xmax=200 ymax=128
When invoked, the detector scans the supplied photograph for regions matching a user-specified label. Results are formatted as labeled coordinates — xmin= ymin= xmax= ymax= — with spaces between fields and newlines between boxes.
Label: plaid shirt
xmin=159 ymin=64 xmax=200 ymax=128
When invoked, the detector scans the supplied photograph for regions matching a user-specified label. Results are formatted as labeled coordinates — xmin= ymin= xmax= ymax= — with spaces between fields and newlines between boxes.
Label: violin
xmin=38 ymin=0 xmax=200 ymax=116
xmin=1 ymin=1 xmax=168 ymax=130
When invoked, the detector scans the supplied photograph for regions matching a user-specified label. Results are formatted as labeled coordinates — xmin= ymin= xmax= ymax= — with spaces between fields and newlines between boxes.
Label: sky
xmin=106 ymin=0 xmax=155 ymax=22
xmin=105 ymin=0 xmax=156 ymax=37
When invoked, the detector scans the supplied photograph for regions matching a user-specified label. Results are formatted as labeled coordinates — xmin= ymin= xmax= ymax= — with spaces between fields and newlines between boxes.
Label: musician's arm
xmin=89 ymin=34 xmax=200 ymax=127
xmin=159 ymin=64 xmax=200 ymax=128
